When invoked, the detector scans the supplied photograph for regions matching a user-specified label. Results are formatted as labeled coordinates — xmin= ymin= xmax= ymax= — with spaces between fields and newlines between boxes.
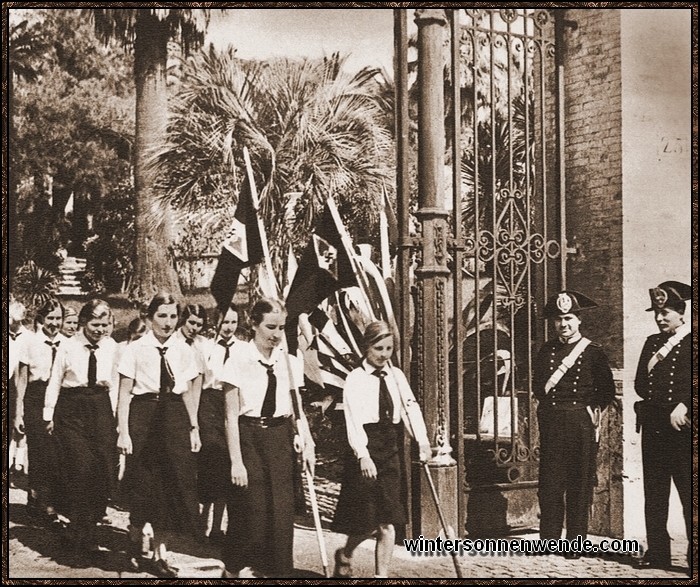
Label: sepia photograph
xmin=4 ymin=4 xmax=695 ymax=582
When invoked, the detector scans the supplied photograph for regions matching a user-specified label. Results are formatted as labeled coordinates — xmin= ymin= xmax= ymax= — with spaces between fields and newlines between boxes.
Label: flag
xmin=209 ymin=170 xmax=264 ymax=313
xmin=282 ymin=244 xmax=298 ymax=299
xmin=379 ymin=188 xmax=398 ymax=279
xmin=285 ymin=199 xmax=358 ymax=351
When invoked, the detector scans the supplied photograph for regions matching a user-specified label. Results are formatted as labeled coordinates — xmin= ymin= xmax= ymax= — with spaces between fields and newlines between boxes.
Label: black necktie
xmin=87 ymin=344 xmax=98 ymax=387
xmin=159 ymin=347 xmax=174 ymax=393
xmin=260 ymin=361 xmax=276 ymax=418
xmin=10 ymin=331 xmax=17 ymax=341
xmin=185 ymin=337 xmax=194 ymax=346
xmin=218 ymin=339 xmax=231 ymax=364
xmin=45 ymin=340 xmax=60 ymax=370
xmin=373 ymin=369 xmax=394 ymax=424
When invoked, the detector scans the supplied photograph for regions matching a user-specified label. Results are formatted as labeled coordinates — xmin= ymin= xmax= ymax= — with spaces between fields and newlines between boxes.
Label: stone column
xmin=414 ymin=8 xmax=459 ymax=538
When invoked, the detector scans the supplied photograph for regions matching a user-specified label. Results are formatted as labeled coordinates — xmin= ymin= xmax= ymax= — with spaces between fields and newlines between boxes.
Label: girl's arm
xmin=224 ymin=383 xmax=247 ymax=487
xmin=116 ymin=375 xmax=134 ymax=454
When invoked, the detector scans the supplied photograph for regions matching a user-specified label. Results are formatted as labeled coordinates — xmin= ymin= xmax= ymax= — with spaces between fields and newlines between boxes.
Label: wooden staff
xmin=327 ymin=196 xmax=466 ymax=577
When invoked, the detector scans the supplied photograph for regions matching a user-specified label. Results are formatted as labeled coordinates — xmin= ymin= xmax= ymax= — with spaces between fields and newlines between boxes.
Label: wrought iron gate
xmin=397 ymin=9 xmax=565 ymax=534
xmin=448 ymin=8 xmax=564 ymax=535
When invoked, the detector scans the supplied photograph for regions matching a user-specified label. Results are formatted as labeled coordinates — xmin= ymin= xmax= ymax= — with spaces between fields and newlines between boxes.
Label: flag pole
xmin=327 ymin=196 xmax=465 ymax=577
xmin=244 ymin=148 xmax=330 ymax=577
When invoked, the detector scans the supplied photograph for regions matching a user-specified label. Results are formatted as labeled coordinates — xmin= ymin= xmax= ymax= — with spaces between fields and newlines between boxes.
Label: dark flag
xmin=285 ymin=199 xmax=358 ymax=352
xmin=209 ymin=172 xmax=264 ymax=313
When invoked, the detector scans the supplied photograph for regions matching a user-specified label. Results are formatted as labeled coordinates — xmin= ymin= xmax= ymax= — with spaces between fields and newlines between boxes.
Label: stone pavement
xmin=8 ymin=481 xmax=693 ymax=581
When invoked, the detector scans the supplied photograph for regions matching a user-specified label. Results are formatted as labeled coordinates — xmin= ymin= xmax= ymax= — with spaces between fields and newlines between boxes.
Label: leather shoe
xmin=334 ymin=548 xmax=353 ymax=578
xmin=563 ymin=551 xmax=581 ymax=560
xmin=634 ymin=553 xmax=672 ymax=570
xmin=151 ymin=558 xmax=179 ymax=578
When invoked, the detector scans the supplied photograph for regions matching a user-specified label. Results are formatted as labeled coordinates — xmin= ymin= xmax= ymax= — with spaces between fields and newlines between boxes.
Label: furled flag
xmin=209 ymin=165 xmax=264 ymax=313
xmin=285 ymin=199 xmax=358 ymax=352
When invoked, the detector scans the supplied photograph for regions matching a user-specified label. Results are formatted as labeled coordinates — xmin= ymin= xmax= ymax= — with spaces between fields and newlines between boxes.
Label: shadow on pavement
xmin=10 ymin=505 xmax=132 ymax=574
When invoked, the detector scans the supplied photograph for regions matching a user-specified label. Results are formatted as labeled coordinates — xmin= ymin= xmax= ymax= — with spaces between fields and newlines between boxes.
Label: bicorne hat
xmin=543 ymin=291 xmax=598 ymax=319
xmin=646 ymin=281 xmax=691 ymax=312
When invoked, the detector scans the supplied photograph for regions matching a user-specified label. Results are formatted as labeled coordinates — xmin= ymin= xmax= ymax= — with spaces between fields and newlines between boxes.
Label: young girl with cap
xmin=332 ymin=320 xmax=431 ymax=578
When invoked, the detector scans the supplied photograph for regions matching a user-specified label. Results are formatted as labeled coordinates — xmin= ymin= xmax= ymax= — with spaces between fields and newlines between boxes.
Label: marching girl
xmin=61 ymin=305 xmax=79 ymax=338
xmin=15 ymin=299 xmax=67 ymax=524
xmin=43 ymin=299 xmax=119 ymax=551
xmin=332 ymin=320 xmax=431 ymax=578
xmin=9 ymin=300 xmax=30 ymax=476
xmin=116 ymin=292 xmax=202 ymax=577
xmin=220 ymin=298 xmax=315 ymax=578
xmin=198 ymin=304 xmax=242 ymax=543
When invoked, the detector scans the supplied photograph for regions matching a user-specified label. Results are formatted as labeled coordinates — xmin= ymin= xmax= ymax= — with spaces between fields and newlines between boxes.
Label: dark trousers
xmin=538 ymin=406 xmax=597 ymax=540
xmin=54 ymin=387 xmax=117 ymax=532
xmin=223 ymin=419 xmax=295 ymax=577
xmin=24 ymin=381 xmax=62 ymax=508
xmin=197 ymin=389 xmax=231 ymax=503
xmin=124 ymin=395 xmax=201 ymax=538
xmin=642 ymin=423 xmax=692 ymax=561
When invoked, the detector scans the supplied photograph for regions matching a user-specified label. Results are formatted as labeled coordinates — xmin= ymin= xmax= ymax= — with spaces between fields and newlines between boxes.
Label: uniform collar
xmin=363 ymin=360 xmax=388 ymax=376
xmin=558 ymin=332 xmax=582 ymax=345
xmin=75 ymin=331 xmax=103 ymax=348
xmin=141 ymin=330 xmax=172 ymax=348
xmin=249 ymin=339 xmax=282 ymax=366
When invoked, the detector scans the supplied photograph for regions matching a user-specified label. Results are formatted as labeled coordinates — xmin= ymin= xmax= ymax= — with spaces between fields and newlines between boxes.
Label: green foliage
xmin=153 ymin=47 xmax=395 ymax=284
xmin=11 ymin=9 xmax=135 ymax=274
xmin=12 ymin=260 xmax=60 ymax=315
xmin=82 ymin=178 xmax=136 ymax=294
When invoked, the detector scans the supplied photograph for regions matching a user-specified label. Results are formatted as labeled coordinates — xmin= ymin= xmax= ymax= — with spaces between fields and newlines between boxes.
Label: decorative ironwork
xmin=450 ymin=9 xmax=561 ymax=497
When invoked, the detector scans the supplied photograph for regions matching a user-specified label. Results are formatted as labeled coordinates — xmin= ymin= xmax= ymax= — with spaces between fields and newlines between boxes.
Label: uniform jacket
xmin=634 ymin=330 xmax=691 ymax=408
xmin=533 ymin=338 xmax=615 ymax=410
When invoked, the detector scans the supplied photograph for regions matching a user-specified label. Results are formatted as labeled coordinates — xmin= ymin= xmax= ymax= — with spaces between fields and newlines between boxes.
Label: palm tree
xmin=89 ymin=8 xmax=212 ymax=302
xmin=152 ymin=47 xmax=394 ymax=284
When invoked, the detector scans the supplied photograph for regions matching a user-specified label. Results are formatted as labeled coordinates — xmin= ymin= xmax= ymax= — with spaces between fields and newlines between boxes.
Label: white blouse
xmin=203 ymin=336 xmax=240 ymax=390
xmin=117 ymin=331 xmax=198 ymax=395
xmin=170 ymin=329 xmax=210 ymax=375
xmin=9 ymin=327 xmax=31 ymax=379
xmin=19 ymin=330 xmax=68 ymax=383
xmin=343 ymin=360 xmax=429 ymax=460
xmin=43 ymin=332 xmax=119 ymax=421
xmin=219 ymin=340 xmax=303 ymax=418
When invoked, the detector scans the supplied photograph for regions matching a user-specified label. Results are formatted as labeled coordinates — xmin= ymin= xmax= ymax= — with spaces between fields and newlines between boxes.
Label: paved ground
xmin=8 ymin=473 xmax=693 ymax=581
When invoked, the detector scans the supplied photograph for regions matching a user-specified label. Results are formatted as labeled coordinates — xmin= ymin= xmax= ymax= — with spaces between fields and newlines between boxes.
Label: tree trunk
xmin=130 ymin=10 xmax=181 ymax=304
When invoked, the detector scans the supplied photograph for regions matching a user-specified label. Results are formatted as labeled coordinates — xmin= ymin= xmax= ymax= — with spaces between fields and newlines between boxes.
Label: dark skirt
xmin=223 ymin=417 xmax=295 ymax=577
xmin=332 ymin=422 xmax=406 ymax=536
xmin=53 ymin=386 xmax=117 ymax=529
xmin=23 ymin=380 xmax=63 ymax=508
xmin=123 ymin=394 xmax=202 ymax=538
xmin=197 ymin=388 xmax=231 ymax=503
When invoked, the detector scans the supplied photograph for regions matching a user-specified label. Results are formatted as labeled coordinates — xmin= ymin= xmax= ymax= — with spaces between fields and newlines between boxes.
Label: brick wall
xmin=562 ymin=9 xmax=624 ymax=368
xmin=562 ymin=9 xmax=624 ymax=539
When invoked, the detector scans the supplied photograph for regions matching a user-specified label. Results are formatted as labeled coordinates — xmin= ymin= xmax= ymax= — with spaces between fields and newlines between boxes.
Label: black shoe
xmin=151 ymin=558 xmax=179 ymax=578
xmin=634 ymin=553 xmax=672 ymax=570
xmin=563 ymin=551 xmax=582 ymax=560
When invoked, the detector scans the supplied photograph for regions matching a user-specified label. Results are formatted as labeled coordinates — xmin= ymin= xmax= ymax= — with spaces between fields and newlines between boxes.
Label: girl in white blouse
xmin=220 ymin=298 xmax=315 ymax=578
xmin=116 ymin=292 xmax=201 ymax=577
xmin=15 ymin=298 xmax=66 ymax=524
xmin=332 ymin=321 xmax=431 ymax=578
xmin=198 ymin=304 xmax=242 ymax=543
xmin=43 ymin=299 xmax=119 ymax=551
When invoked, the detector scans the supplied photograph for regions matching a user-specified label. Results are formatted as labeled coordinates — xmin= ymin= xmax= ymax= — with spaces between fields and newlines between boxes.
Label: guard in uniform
xmin=634 ymin=281 xmax=691 ymax=571
xmin=533 ymin=291 xmax=615 ymax=557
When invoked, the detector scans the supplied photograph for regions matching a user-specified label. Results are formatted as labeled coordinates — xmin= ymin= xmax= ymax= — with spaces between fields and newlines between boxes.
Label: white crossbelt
xmin=647 ymin=323 xmax=690 ymax=373
xmin=544 ymin=338 xmax=591 ymax=394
